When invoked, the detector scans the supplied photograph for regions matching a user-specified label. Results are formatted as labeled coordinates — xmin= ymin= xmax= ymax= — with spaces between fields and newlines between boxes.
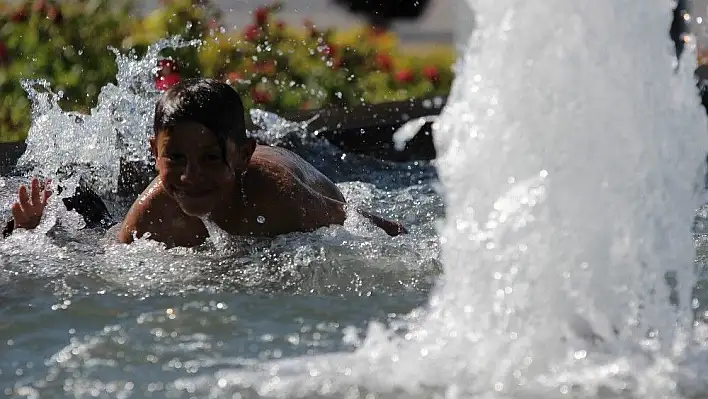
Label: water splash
xmin=401 ymin=0 xmax=707 ymax=394
xmin=392 ymin=116 xmax=438 ymax=152
xmin=248 ymin=109 xmax=322 ymax=146
xmin=16 ymin=37 xmax=200 ymax=196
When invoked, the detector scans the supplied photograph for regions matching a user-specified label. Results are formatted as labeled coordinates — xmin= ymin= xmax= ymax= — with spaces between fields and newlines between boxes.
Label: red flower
xmin=244 ymin=24 xmax=260 ymax=41
xmin=395 ymin=69 xmax=415 ymax=84
xmin=422 ymin=65 xmax=440 ymax=82
xmin=255 ymin=7 xmax=269 ymax=26
xmin=374 ymin=53 xmax=393 ymax=71
xmin=225 ymin=72 xmax=243 ymax=85
xmin=46 ymin=5 xmax=62 ymax=23
xmin=251 ymin=88 xmax=271 ymax=104
xmin=32 ymin=0 xmax=46 ymax=13
xmin=0 ymin=41 xmax=9 ymax=66
xmin=154 ymin=59 xmax=181 ymax=90
xmin=11 ymin=7 xmax=28 ymax=23
xmin=155 ymin=74 xmax=181 ymax=91
xmin=156 ymin=59 xmax=179 ymax=76
xmin=321 ymin=44 xmax=335 ymax=57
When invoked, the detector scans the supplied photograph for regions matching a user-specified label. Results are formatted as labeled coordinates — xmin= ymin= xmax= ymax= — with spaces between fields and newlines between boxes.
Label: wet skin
xmin=115 ymin=122 xmax=405 ymax=248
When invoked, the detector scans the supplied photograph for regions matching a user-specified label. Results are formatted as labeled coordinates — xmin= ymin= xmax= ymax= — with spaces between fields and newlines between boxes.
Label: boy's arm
xmin=297 ymin=191 xmax=408 ymax=236
xmin=265 ymin=173 xmax=407 ymax=236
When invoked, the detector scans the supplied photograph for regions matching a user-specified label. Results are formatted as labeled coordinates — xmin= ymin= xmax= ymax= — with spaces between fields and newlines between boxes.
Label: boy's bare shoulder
xmin=126 ymin=178 xmax=172 ymax=217
xmin=118 ymin=178 xmax=206 ymax=245
xmin=117 ymin=178 xmax=164 ymax=243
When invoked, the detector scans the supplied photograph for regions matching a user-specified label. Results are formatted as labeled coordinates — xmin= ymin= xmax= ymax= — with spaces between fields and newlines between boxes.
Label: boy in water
xmin=8 ymin=78 xmax=407 ymax=247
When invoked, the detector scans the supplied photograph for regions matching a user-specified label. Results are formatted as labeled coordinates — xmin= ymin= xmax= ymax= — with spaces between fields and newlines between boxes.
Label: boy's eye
xmin=165 ymin=153 xmax=186 ymax=162
xmin=203 ymin=152 xmax=222 ymax=162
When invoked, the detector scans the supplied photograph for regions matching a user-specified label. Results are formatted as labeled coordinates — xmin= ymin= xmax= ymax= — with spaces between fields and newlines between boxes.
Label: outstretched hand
xmin=11 ymin=178 xmax=52 ymax=230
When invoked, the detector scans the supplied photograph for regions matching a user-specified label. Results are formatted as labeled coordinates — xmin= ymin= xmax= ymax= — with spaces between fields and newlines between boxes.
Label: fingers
xmin=10 ymin=202 xmax=23 ymax=222
xmin=10 ymin=201 xmax=34 ymax=228
xmin=41 ymin=178 xmax=52 ymax=205
xmin=43 ymin=187 xmax=52 ymax=205
xmin=18 ymin=184 xmax=30 ymax=208
xmin=9 ymin=177 xmax=53 ymax=231
xmin=30 ymin=178 xmax=41 ymax=206
xmin=17 ymin=178 xmax=51 ymax=205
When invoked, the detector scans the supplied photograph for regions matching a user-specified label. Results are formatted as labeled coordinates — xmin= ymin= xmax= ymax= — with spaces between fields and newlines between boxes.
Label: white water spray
xmin=16 ymin=37 xmax=199 ymax=195
xmin=196 ymin=1 xmax=708 ymax=397
xmin=398 ymin=0 xmax=707 ymax=394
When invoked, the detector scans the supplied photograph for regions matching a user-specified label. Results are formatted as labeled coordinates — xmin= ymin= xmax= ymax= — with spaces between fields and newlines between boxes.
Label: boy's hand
xmin=11 ymin=178 xmax=52 ymax=230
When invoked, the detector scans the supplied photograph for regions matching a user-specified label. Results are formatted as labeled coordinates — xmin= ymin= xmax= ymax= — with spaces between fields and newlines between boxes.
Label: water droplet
xmin=257 ymin=215 xmax=266 ymax=224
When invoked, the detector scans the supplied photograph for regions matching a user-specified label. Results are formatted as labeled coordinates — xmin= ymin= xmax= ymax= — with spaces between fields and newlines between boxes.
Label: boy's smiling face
xmin=151 ymin=121 xmax=237 ymax=217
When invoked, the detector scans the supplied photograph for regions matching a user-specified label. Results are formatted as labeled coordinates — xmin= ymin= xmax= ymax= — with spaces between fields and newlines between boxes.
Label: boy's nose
xmin=180 ymin=161 xmax=202 ymax=182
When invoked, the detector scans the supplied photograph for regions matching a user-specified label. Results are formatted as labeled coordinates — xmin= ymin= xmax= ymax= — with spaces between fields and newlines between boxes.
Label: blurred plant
xmin=178 ymin=2 xmax=454 ymax=112
xmin=1 ymin=0 xmax=454 ymax=142
xmin=0 ymin=0 xmax=134 ymax=142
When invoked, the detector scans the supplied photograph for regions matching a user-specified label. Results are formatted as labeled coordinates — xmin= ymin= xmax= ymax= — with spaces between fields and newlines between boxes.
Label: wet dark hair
xmin=153 ymin=78 xmax=247 ymax=153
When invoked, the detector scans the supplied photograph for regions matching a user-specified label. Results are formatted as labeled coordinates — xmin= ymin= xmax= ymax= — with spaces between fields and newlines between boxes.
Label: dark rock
xmin=331 ymin=0 xmax=430 ymax=27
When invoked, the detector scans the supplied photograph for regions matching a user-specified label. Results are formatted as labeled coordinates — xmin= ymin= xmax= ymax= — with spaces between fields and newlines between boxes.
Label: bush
xmin=0 ymin=0 xmax=454 ymax=142
xmin=0 ymin=0 xmax=135 ymax=142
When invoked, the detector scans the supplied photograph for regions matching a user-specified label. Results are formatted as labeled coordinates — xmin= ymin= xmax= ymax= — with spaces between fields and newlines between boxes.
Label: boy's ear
xmin=226 ymin=138 xmax=257 ymax=171
xmin=243 ymin=138 xmax=257 ymax=160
